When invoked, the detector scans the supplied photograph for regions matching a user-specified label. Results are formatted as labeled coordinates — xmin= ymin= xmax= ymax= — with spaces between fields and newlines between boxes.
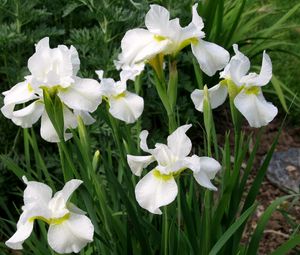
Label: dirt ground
xmin=243 ymin=123 xmax=300 ymax=254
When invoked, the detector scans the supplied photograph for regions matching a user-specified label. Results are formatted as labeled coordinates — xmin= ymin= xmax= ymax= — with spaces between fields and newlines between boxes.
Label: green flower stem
xmin=29 ymin=129 xmax=55 ymax=189
xmin=163 ymin=207 xmax=169 ymax=255
xmin=227 ymin=80 xmax=242 ymax=157
xmin=23 ymin=128 xmax=32 ymax=173
xmin=192 ymin=56 xmax=203 ymax=89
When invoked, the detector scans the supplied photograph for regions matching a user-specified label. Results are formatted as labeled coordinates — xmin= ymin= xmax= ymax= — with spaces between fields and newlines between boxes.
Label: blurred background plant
xmin=0 ymin=0 xmax=299 ymax=254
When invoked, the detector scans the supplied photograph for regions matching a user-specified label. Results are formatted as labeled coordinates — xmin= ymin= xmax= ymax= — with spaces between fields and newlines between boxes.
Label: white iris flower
xmin=96 ymin=70 xmax=144 ymax=123
xmin=115 ymin=4 xmax=229 ymax=77
xmin=1 ymin=37 xmax=102 ymax=142
xmin=191 ymin=44 xmax=278 ymax=128
xmin=127 ymin=124 xmax=221 ymax=214
xmin=6 ymin=177 xmax=94 ymax=254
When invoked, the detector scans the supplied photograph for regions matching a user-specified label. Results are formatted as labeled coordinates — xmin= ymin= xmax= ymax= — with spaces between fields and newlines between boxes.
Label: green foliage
xmin=1 ymin=0 xmax=300 ymax=254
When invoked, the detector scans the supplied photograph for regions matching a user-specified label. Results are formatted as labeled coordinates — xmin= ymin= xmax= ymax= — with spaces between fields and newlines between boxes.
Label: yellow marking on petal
xmin=152 ymin=170 xmax=173 ymax=181
xmin=113 ymin=92 xmax=126 ymax=100
xmin=227 ymin=79 xmax=240 ymax=99
xmin=176 ymin=37 xmax=199 ymax=54
xmin=244 ymin=86 xmax=260 ymax=95
xmin=220 ymin=79 xmax=228 ymax=87
xmin=154 ymin=34 xmax=167 ymax=42
xmin=27 ymin=83 xmax=34 ymax=93
xmin=28 ymin=213 xmax=70 ymax=225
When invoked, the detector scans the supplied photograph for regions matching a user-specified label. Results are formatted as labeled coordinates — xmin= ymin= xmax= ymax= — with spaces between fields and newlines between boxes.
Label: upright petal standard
xmin=127 ymin=125 xmax=221 ymax=214
xmin=5 ymin=177 xmax=94 ymax=254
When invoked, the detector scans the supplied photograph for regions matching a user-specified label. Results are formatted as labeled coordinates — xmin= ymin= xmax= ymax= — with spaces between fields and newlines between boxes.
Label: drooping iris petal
xmin=191 ymin=83 xmax=228 ymax=112
xmin=127 ymin=155 xmax=155 ymax=176
xmin=40 ymin=113 xmax=60 ymax=143
xmin=167 ymin=124 xmax=192 ymax=158
xmin=58 ymin=78 xmax=101 ymax=112
xmin=9 ymin=101 xmax=44 ymax=128
xmin=186 ymin=155 xmax=220 ymax=191
xmin=108 ymin=91 xmax=144 ymax=123
xmin=40 ymin=106 xmax=77 ymax=143
xmin=47 ymin=213 xmax=94 ymax=254
xmin=234 ymin=89 xmax=278 ymax=128
xmin=135 ymin=170 xmax=178 ymax=214
xmin=240 ymin=51 xmax=272 ymax=86
xmin=2 ymin=81 xmax=37 ymax=105
xmin=191 ymin=39 xmax=229 ymax=76
xmin=73 ymin=110 xmax=95 ymax=125
xmin=5 ymin=219 xmax=34 ymax=250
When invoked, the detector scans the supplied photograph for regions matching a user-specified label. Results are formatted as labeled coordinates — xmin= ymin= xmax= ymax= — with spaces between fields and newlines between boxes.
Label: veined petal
xmin=167 ymin=124 xmax=192 ymax=158
xmin=47 ymin=213 xmax=94 ymax=254
xmin=234 ymin=89 xmax=278 ymax=128
xmin=118 ymin=28 xmax=169 ymax=66
xmin=108 ymin=91 xmax=144 ymax=123
xmin=5 ymin=218 xmax=34 ymax=250
xmin=220 ymin=44 xmax=250 ymax=82
xmin=135 ymin=170 xmax=178 ymax=214
xmin=3 ymin=81 xmax=37 ymax=105
xmin=127 ymin=155 xmax=155 ymax=176
xmin=58 ymin=78 xmax=102 ymax=112
xmin=240 ymin=51 xmax=272 ymax=86
xmin=10 ymin=101 xmax=44 ymax=128
xmin=192 ymin=39 xmax=229 ymax=76
xmin=186 ymin=155 xmax=220 ymax=191
xmin=145 ymin=5 xmax=170 ymax=35
xmin=191 ymin=83 xmax=228 ymax=112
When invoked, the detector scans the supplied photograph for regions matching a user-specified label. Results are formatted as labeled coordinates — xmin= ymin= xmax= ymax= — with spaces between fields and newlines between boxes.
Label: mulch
xmin=241 ymin=122 xmax=300 ymax=254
